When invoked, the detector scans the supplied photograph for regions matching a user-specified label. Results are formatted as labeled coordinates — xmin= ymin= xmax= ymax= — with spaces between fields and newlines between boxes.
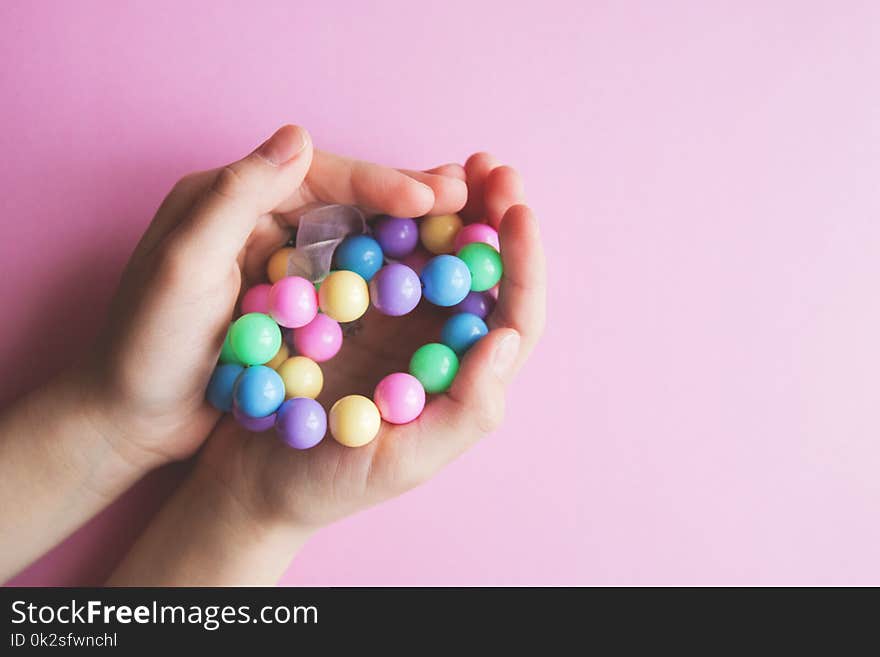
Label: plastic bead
xmin=420 ymin=255 xmax=471 ymax=307
xmin=409 ymin=343 xmax=459 ymax=393
xmin=233 ymin=365 xmax=285 ymax=417
xmin=318 ymin=270 xmax=370 ymax=322
xmin=206 ymin=363 xmax=244 ymax=412
xmin=420 ymin=214 xmax=462 ymax=254
xmin=269 ymin=276 xmax=319 ymax=328
xmin=373 ymin=216 xmax=419 ymax=259
xmin=313 ymin=272 xmax=335 ymax=293
xmin=453 ymin=291 xmax=496 ymax=319
xmin=229 ymin=313 xmax=282 ymax=365
xmin=333 ymin=235 xmax=384 ymax=282
xmin=292 ymin=313 xmax=343 ymax=362
xmin=233 ymin=404 xmax=276 ymax=432
xmin=456 ymin=242 xmax=502 ymax=292
xmin=267 ymin=247 xmax=295 ymax=283
xmin=399 ymin=246 xmax=432 ymax=275
xmin=265 ymin=341 xmax=290 ymax=370
xmin=369 ymin=263 xmax=421 ymax=316
xmin=241 ymin=284 xmax=272 ymax=315
xmin=276 ymin=398 xmax=327 ymax=449
xmin=329 ymin=395 xmax=382 ymax=447
xmin=219 ymin=324 xmax=242 ymax=364
xmin=441 ymin=313 xmax=489 ymax=356
xmin=277 ymin=356 xmax=323 ymax=399
xmin=454 ymin=223 xmax=500 ymax=252
xmin=374 ymin=373 xmax=425 ymax=424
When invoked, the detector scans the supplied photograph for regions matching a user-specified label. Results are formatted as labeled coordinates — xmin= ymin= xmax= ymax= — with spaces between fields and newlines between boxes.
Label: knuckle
xmin=167 ymin=171 xmax=213 ymax=203
xmin=209 ymin=165 xmax=247 ymax=202
xmin=172 ymin=172 xmax=198 ymax=194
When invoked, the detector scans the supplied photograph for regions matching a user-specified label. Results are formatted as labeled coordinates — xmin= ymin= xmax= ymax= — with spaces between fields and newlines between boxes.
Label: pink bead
xmin=374 ymin=372 xmax=426 ymax=424
xmin=399 ymin=246 xmax=432 ymax=275
xmin=268 ymin=276 xmax=318 ymax=328
xmin=241 ymin=284 xmax=272 ymax=315
xmin=453 ymin=223 xmax=500 ymax=252
xmin=292 ymin=313 xmax=343 ymax=362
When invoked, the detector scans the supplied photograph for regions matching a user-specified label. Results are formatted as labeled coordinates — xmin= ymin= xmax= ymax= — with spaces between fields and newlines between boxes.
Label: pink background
xmin=2 ymin=1 xmax=880 ymax=585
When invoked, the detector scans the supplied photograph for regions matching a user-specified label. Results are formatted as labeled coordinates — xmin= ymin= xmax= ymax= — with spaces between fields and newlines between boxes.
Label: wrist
xmin=194 ymin=458 xmax=315 ymax=553
xmin=33 ymin=368 xmax=153 ymax=501
xmin=110 ymin=459 xmax=312 ymax=586
xmin=0 ymin=367 xmax=157 ymax=580
xmin=80 ymin=353 xmax=209 ymax=474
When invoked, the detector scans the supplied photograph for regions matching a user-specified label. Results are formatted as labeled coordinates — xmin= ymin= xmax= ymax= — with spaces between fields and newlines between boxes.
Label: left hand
xmin=88 ymin=125 xmax=468 ymax=472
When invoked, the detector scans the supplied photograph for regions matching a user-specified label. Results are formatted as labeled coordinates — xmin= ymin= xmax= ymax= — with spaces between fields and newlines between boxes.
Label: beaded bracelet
xmin=206 ymin=211 xmax=502 ymax=449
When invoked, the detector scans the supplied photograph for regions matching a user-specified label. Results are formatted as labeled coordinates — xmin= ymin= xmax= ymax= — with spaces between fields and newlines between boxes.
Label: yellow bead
xmin=329 ymin=395 xmax=381 ymax=447
xmin=318 ymin=270 xmax=369 ymax=322
xmin=267 ymin=247 xmax=295 ymax=283
xmin=267 ymin=246 xmax=313 ymax=284
xmin=265 ymin=342 xmax=290 ymax=370
xmin=420 ymin=214 xmax=463 ymax=254
xmin=277 ymin=356 xmax=324 ymax=399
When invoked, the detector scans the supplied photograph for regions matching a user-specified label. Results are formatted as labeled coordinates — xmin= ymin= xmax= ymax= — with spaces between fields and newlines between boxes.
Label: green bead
xmin=456 ymin=242 xmax=502 ymax=292
xmin=409 ymin=343 xmax=459 ymax=393
xmin=229 ymin=313 xmax=282 ymax=365
xmin=218 ymin=324 xmax=243 ymax=364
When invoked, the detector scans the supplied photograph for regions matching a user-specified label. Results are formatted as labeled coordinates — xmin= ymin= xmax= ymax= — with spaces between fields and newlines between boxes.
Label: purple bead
xmin=275 ymin=398 xmax=327 ymax=449
xmin=369 ymin=263 xmax=422 ymax=316
xmin=373 ymin=216 xmax=418 ymax=259
xmin=453 ymin=290 xmax=496 ymax=319
xmin=233 ymin=404 xmax=276 ymax=432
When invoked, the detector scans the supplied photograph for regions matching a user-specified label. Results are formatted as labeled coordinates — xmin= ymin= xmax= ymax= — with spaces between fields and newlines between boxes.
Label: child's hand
xmin=90 ymin=125 xmax=468 ymax=472
xmin=109 ymin=153 xmax=545 ymax=585
xmin=197 ymin=155 xmax=545 ymax=532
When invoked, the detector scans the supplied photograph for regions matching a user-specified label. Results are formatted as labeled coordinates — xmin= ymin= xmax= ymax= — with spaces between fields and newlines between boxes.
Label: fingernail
xmin=256 ymin=125 xmax=308 ymax=166
xmin=492 ymin=332 xmax=520 ymax=377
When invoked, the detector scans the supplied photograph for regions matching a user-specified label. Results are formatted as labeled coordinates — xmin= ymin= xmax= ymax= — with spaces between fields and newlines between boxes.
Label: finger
xmin=398 ymin=169 xmax=467 ymax=215
xmin=393 ymin=328 xmax=520 ymax=475
xmin=239 ymin=214 xmax=291 ymax=287
xmin=167 ymin=125 xmax=313 ymax=275
xmin=304 ymin=150 xmax=436 ymax=218
xmin=488 ymin=205 xmax=546 ymax=370
xmin=484 ymin=165 xmax=526 ymax=229
xmin=425 ymin=163 xmax=466 ymax=181
xmin=461 ymin=152 xmax=500 ymax=221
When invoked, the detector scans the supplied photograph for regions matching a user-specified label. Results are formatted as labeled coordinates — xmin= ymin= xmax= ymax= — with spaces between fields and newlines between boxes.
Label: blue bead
xmin=206 ymin=363 xmax=244 ymax=412
xmin=333 ymin=235 xmax=384 ymax=282
xmin=420 ymin=255 xmax=472 ymax=307
xmin=441 ymin=313 xmax=489 ymax=355
xmin=233 ymin=365 xmax=285 ymax=417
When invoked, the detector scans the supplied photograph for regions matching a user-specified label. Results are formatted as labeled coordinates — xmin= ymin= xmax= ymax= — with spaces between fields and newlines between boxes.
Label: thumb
xmin=171 ymin=125 xmax=313 ymax=272
xmin=410 ymin=328 xmax=520 ymax=469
